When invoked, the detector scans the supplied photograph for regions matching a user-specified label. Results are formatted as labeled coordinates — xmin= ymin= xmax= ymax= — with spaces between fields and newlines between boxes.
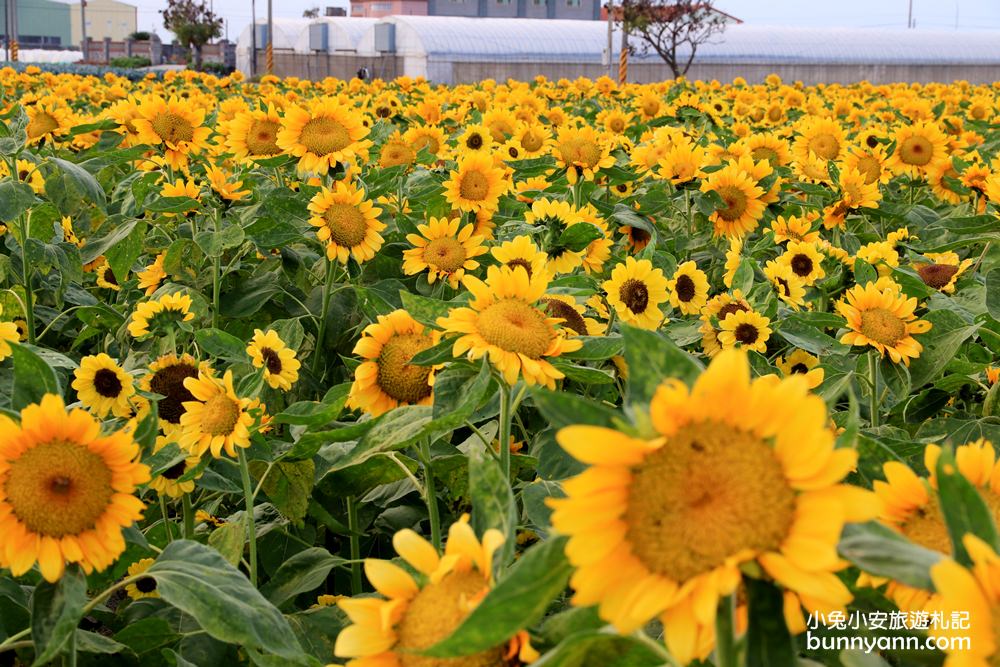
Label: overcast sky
xmin=91 ymin=0 xmax=1000 ymax=43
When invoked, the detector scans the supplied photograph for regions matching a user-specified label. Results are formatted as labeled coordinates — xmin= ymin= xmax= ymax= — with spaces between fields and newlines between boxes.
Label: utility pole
xmin=81 ymin=0 xmax=88 ymax=61
xmin=9 ymin=0 xmax=17 ymax=62
xmin=250 ymin=0 xmax=256 ymax=76
xmin=606 ymin=2 xmax=613 ymax=79
xmin=3 ymin=0 xmax=9 ymax=61
xmin=266 ymin=0 xmax=273 ymax=73
xmin=907 ymin=0 xmax=913 ymax=28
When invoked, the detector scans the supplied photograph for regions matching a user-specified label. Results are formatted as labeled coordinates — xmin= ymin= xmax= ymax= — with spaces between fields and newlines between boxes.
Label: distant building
xmin=350 ymin=0 xmax=603 ymax=20
xmin=68 ymin=0 xmax=138 ymax=45
xmin=351 ymin=0 xmax=426 ymax=18
xmin=0 ymin=0 xmax=72 ymax=48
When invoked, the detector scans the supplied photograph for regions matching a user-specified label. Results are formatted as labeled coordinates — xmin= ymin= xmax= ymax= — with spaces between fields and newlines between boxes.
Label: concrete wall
xmin=0 ymin=0 xmax=72 ymax=47
xmin=69 ymin=0 xmax=138 ymax=45
xmin=255 ymin=50 xmax=402 ymax=80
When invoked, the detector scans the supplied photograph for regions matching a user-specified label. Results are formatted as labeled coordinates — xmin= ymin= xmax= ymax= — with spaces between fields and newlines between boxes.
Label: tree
xmin=161 ymin=0 xmax=223 ymax=70
xmin=619 ymin=0 xmax=730 ymax=78
xmin=303 ymin=7 xmax=321 ymax=18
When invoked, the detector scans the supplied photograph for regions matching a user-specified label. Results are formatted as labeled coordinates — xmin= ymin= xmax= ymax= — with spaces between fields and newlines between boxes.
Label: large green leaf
xmin=469 ymin=445 xmax=517 ymax=568
xmin=745 ymin=579 xmax=796 ymax=667
xmin=838 ymin=522 xmax=941 ymax=590
xmin=908 ymin=310 xmax=979 ymax=388
xmin=528 ymin=631 xmax=663 ymax=667
xmin=11 ymin=343 xmax=61 ymax=410
xmin=30 ymin=566 xmax=87 ymax=666
xmin=621 ymin=323 xmax=703 ymax=410
xmin=260 ymin=547 xmax=344 ymax=608
xmin=0 ymin=181 xmax=38 ymax=221
xmin=936 ymin=446 xmax=1000 ymax=565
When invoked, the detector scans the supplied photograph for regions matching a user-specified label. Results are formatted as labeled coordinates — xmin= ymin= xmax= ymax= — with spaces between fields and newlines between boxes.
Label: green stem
xmin=17 ymin=215 xmax=35 ymax=344
xmin=0 ymin=628 xmax=31 ymax=652
xmin=63 ymin=624 xmax=77 ymax=667
xmin=211 ymin=210 xmax=222 ymax=329
xmin=868 ymin=351 xmax=880 ymax=428
xmin=182 ymin=493 xmax=195 ymax=540
xmin=238 ymin=448 xmax=258 ymax=587
xmin=160 ymin=496 xmax=173 ymax=543
xmin=419 ymin=440 xmax=441 ymax=550
xmin=312 ymin=258 xmax=337 ymax=377
xmin=714 ymin=594 xmax=737 ymax=667
xmin=347 ymin=495 xmax=363 ymax=595
xmin=498 ymin=381 xmax=513 ymax=479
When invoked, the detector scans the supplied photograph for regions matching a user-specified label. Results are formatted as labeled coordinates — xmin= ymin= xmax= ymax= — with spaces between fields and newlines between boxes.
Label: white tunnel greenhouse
xmin=237 ymin=18 xmax=1000 ymax=84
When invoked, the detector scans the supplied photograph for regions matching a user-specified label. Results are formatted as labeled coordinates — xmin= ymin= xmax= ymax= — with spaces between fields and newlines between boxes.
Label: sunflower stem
xmin=16 ymin=214 xmax=35 ymax=345
xmin=312 ymin=257 xmax=337 ymax=379
xmin=868 ymin=351 xmax=880 ymax=428
xmin=160 ymin=496 xmax=173 ymax=543
xmin=347 ymin=495 xmax=363 ymax=595
xmin=211 ymin=210 xmax=222 ymax=329
xmin=714 ymin=594 xmax=737 ymax=667
xmin=0 ymin=628 xmax=31 ymax=652
xmin=182 ymin=493 xmax=195 ymax=540
xmin=238 ymin=448 xmax=258 ymax=587
xmin=418 ymin=439 xmax=442 ymax=550
xmin=498 ymin=381 xmax=513 ymax=479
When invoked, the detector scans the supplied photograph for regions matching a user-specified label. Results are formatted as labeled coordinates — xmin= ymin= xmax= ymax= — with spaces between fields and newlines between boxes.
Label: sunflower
xmin=334 ymin=515 xmax=537 ymax=667
xmin=0 ymin=310 xmax=20 ymax=361
xmin=540 ymin=294 xmax=603 ymax=336
xmin=0 ymin=158 xmax=46 ymax=194
xmin=793 ymin=116 xmax=845 ymax=164
xmin=379 ymin=132 xmax=417 ymax=169
xmin=247 ymin=329 xmax=301 ymax=391
xmin=912 ymin=251 xmax=973 ymax=293
xmin=225 ymin=105 xmax=283 ymax=160
xmin=603 ymin=257 xmax=670 ymax=330
xmin=437 ymin=266 xmax=582 ymax=388
xmin=277 ymin=98 xmax=372 ymax=174
xmin=776 ymin=350 xmax=825 ymax=389
xmin=837 ymin=282 xmax=932 ymax=365
xmin=137 ymin=253 xmax=167 ymax=296
xmin=823 ymin=167 xmax=881 ymax=229
xmin=657 ymin=141 xmax=707 ymax=184
xmin=178 ymin=370 xmax=254 ymax=459
xmin=524 ymin=198 xmax=588 ymax=274
xmin=842 ymin=143 xmax=891 ymax=185
xmin=403 ymin=217 xmax=487 ymax=288
xmin=443 ymin=152 xmax=507 ymax=214
xmin=889 ymin=121 xmax=950 ymax=176
xmin=551 ymin=126 xmax=616 ymax=184
xmin=0 ymin=394 xmax=149 ymax=582
xmin=667 ymin=261 xmax=709 ymax=316
xmin=699 ymin=290 xmax=752 ymax=357
xmin=147 ymin=435 xmax=200 ymax=499
xmin=699 ymin=162 xmax=767 ymax=238
xmin=717 ymin=309 xmax=772 ymax=353
xmin=763 ymin=260 xmax=807 ymax=310
xmin=127 ymin=292 xmax=195 ymax=339
xmin=72 ymin=354 xmax=136 ymax=419
xmin=141 ymin=354 xmax=208 ymax=432
xmin=619 ymin=225 xmax=653 ymax=254
xmin=25 ymin=101 xmax=72 ymax=145
xmin=94 ymin=259 xmax=122 ymax=291
xmin=454 ymin=123 xmax=496 ymax=154
xmin=132 ymin=95 xmax=211 ymax=170
xmin=779 ymin=241 xmax=826 ymax=287
xmin=206 ymin=165 xmax=251 ymax=202
xmin=548 ymin=349 xmax=875 ymax=663
xmin=125 ymin=558 xmax=160 ymax=600
xmin=404 ymin=125 xmax=448 ymax=158
xmin=740 ymin=132 xmax=792 ymax=167
xmin=510 ymin=123 xmax=552 ymax=158
xmin=490 ymin=235 xmax=550 ymax=280
xmin=307 ymin=180 xmax=386 ymax=264
xmin=856 ymin=240 xmax=901 ymax=277
xmin=348 ymin=310 xmax=439 ymax=417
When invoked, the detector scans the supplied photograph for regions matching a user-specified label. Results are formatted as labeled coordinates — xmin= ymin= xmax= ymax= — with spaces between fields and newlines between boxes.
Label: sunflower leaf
xmin=837 ymin=521 xmax=941 ymax=590
xmin=30 ymin=566 xmax=87 ymax=666
xmin=936 ymin=446 xmax=1000 ymax=565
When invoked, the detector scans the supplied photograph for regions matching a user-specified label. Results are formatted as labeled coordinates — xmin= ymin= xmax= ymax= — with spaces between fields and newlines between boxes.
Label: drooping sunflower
xmin=334 ymin=516 xmax=537 ymax=667
xmin=94 ymin=259 xmax=122 ymax=292
xmin=548 ymin=349 xmax=875 ymax=663
xmin=912 ymin=251 xmax=973 ymax=293
xmin=403 ymin=217 xmax=487 ymax=288
xmin=437 ymin=266 xmax=582 ymax=388
xmin=699 ymin=162 xmax=767 ymax=238
xmin=717 ymin=309 xmax=772 ymax=353
xmin=72 ymin=354 xmax=136 ymax=419
xmin=178 ymin=370 xmax=255 ymax=458
xmin=442 ymin=151 xmax=507 ymax=214
xmin=837 ymin=282 xmax=932 ymax=365
xmin=888 ymin=120 xmax=950 ymax=177
xmin=277 ymin=98 xmax=372 ymax=174
xmin=0 ymin=394 xmax=149 ymax=582
xmin=603 ymin=257 xmax=670 ymax=330
xmin=550 ymin=126 xmax=616 ymax=184
xmin=125 ymin=558 xmax=160 ymax=600
xmin=776 ymin=349 xmax=825 ymax=389
xmin=524 ymin=198 xmax=588 ymax=274
xmin=490 ymin=235 xmax=550 ymax=280
xmin=666 ymin=261 xmax=710 ymax=316
xmin=132 ymin=95 xmax=212 ymax=170
xmin=127 ymin=292 xmax=195 ymax=339
xmin=307 ymin=180 xmax=385 ymax=264
xmin=225 ymin=105 xmax=284 ymax=160
xmin=247 ymin=329 xmax=301 ymax=391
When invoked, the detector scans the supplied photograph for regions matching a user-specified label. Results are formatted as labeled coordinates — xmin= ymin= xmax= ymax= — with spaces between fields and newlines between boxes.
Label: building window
xmin=533 ymin=0 xmax=544 ymax=5
xmin=371 ymin=2 xmax=391 ymax=10
xmin=566 ymin=0 xmax=580 ymax=5
xmin=497 ymin=0 xmax=511 ymax=4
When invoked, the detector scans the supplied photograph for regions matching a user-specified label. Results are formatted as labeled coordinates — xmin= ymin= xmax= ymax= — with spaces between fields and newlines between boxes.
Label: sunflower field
xmin=3 ymin=66 xmax=1000 ymax=667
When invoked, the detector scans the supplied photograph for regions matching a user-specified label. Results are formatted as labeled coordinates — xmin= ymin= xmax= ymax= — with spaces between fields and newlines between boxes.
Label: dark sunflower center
xmin=103 ymin=267 xmax=118 ymax=286
xmin=135 ymin=577 xmax=158 ymax=593
xmin=790 ymin=363 xmax=809 ymax=374
xmin=149 ymin=362 xmax=199 ymax=424
xmin=540 ymin=298 xmax=587 ymax=335
xmin=619 ymin=278 xmax=650 ymax=314
xmin=917 ymin=263 xmax=959 ymax=290
xmin=675 ymin=274 xmax=696 ymax=302
xmin=717 ymin=302 xmax=749 ymax=322
xmin=161 ymin=460 xmax=187 ymax=481
xmin=505 ymin=258 xmax=533 ymax=277
xmin=734 ymin=323 xmax=759 ymax=345
xmin=790 ymin=254 xmax=813 ymax=277
xmin=466 ymin=134 xmax=484 ymax=149
xmin=93 ymin=368 xmax=124 ymax=398
xmin=261 ymin=347 xmax=283 ymax=375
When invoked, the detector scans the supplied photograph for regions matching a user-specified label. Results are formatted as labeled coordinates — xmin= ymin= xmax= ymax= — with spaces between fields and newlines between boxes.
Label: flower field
xmin=3 ymin=66 xmax=1000 ymax=667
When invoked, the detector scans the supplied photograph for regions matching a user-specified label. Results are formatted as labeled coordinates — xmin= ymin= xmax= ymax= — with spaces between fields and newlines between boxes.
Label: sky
xmin=68 ymin=0 xmax=1000 ymax=43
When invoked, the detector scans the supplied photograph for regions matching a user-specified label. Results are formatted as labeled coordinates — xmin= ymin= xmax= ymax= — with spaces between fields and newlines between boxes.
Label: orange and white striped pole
xmin=618 ymin=26 xmax=627 ymax=85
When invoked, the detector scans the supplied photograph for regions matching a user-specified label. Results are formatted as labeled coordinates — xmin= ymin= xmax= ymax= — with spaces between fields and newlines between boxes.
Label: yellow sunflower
xmin=717 ymin=309 xmax=772 ymax=353
xmin=25 ymin=101 xmax=72 ymax=145
xmin=548 ymin=349 xmax=875 ymax=663
xmin=539 ymin=293 xmax=604 ymax=336
xmin=550 ymin=126 xmax=616 ymax=184
xmin=404 ymin=125 xmax=448 ymax=158
xmin=277 ymin=98 xmax=372 ymax=174
xmin=71 ymin=353 xmax=136 ymax=418
xmin=793 ymin=116 xmax=846 ymax=164
xmin=454 ymin=123 xmax=496 ymax=154
xmin=147 ymin=435 xmax=200 ymax=499
xmin=225 ymin=105 xmax=283 ymax=160
xmin=307 ymin=180 xmax=385 ymax=264
xmin=912 ymin=252 xmax=973 ymax=293
xmin=443 ymin=152 xmax=507 ymax=214
xmin=247 ymin=329 xmax=301 ymax=391
xmin=763 ymin=260 xmax=807 ymax=310
xmin=437 ymin=266 xmax=582 ymax=388
xmin=776 ymin=350 xmax=825 ymax=389
xmin=334 ymin=516 xmax=537 ymax=667
xmin=889 ymin=121 xmax=950 ymax=176
xmin=490 ymin=235 xmax=551 ymax=280
xmin=837 ymin=282 xmax=932 ymax=365
xmin=94 ymin=259 xmax=122 ymax=291
xmin=667 ymin=261 xmax=710 ymax=316
xmin=699 ymin=290 xmax=752 ymax=358
xmin=178 ymin=370 xmax=254 ymax=458
xmin=603 ymin=257 xmax=670 ymax=330
xmin=0 ymin=394 xmax=149 ymax=582
xmin=132 ymin=95 xmax=212 ymax=170
xmin=0 ymin=308 xmax=19 ymax=361
xmin=403 ymin=217 xmax=487 ymax=288
xmin=125 ymin=558 xmax=160 ymax=600
xmin=141 ymin=353 xmax=209 ymax=433
xmin=779 ymin=241 xmax=826 ymax=287
xmin=127 ymin=292 xmax=195 ymax=339
xmin=137 ymin=253 xmax=167 ymax=296
xmin=700 ymin=162 xmax=767 ymax=238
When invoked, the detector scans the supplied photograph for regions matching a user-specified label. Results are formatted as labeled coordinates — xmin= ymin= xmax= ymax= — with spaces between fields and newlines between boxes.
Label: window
xmin=533 ymin=0 xmax=544 ymax=5
xmin=566 ymin=0 xmax=581 ymax=6
xmin=497 ymin=0 xmax=511 ymax=5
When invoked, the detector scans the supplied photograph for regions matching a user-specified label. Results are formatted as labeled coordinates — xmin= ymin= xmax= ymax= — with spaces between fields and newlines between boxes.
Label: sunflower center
xmin=135 ymin=577 xmax=158 ymax=594
xmin=790 ymin=253 xmax=814 ymax=277
xmin=261 ymin=347 xmax=283 ymax=375
xmin=505 ymin=258 xmax=533 ymax=277
xmin=299 ymin=117 xmax=352 ymax=156
xmin=558 ymin=138 xmax=601 ymax=168
xmin=521 ymin=131 xmax=543 ymax=152
xmin=477 ymin=299 xmax=553 ymax=359
xmin=149 ymin=362 xmax=198 ymax=424
xmin=382 ymin=143 xmax=415 ymax=167
xmin=751 ymin=147 xmax=778 ymax=164
xmin=200 ymin=392 xmax=241 ymax=437
xmin=916 ymin=263 xmax=959 ymax=290
xmin=93 ymin=368 xmax=124 ymax=398
xmin=540 ymin=298 xmax=587 ymax=335
xmin=28 ymin=112 xmax=59 ymax=139
xmin=807 ymin=133 xmax=839 ymax=160
xmin=900 ymin=136 xmax=933 ymax=166
xmin=424 ymin=238 xmax=468 ymax=272
xmin=609 ymin=118 xmax=625 ymax=133
xmin=103 ymin=267 xmax=118 ymax=286
xmin=629 ymin=227 xmax=651 ymax=245
xmin=855 ymin=155 xmax=881 ymax=184
xmin=790 ymin=363 xmax=809 ymax=374
xmin=323 ymin=203 xmax=369 ymax=248
xmin=466 ymin=133 xmax=484 ymax=150
xmin=4 ymin=441 xmax=115 ymax=537
xmin=859 ymin=308 xmax=907 ymax=347
xmin=395 ymin=569 xmax=503 ymax=667
xmin=161 ymin=460 xmax=187 ymax=481
xmin=715 ymin=185 xmax=749 ymax=222
xmin=775 ymin=277 xmax=791 ymax=297
xmin=675 ymin=275 xmax=696 ymax=303
xmin=625 ymin=421 xmax=796 ymax=582
xmin=151 ymin=112 xmax=195 ymax=144
xmin=377 ymin=333 xmax=434 ymax=404
xmin=717 ymin=302 xmax=749 ymax=322
xmin=459 ymin=171 xmax=490 ymax=202
xmin=734 ymin=323 xmax=760 ymax=345
xmin=618 ymin=278 xmax=650 ymax=315
xmin=246 ymin=119 xmax=281 ymax=155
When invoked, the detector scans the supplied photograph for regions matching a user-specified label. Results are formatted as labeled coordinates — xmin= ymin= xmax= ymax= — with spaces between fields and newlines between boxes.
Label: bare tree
xmin=619 ymin=0 xmax=730 ymax=77
xmin=161 ymin=0 xmax=223 ymax=70
xmin=303 ymin=7 xmax=321 ymax=18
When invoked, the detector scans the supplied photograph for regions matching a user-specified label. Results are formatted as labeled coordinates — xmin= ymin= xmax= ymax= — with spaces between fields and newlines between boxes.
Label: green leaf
xmin=561 ymin=335 xmax=623 ymax=360
xmin=745 ymin=579 xmax=796 ymax=667
xmin=113 ymin=617 xmax=179 ymax=656
xmin=11 ymin=343 xmax=60 ymax=411
xmin=409 ymin=337 xmax=454 ymax=366
xmin=399 ymin=290 xmax=465 ymax=327
xmin=147 ymin=540 xmax=310 ymax=662
xmin=80 ymin=219 xmax=140 ymax=265
xmin=525 ymin=631 xmax=663 ymax=667
xmin=622 ymin=323 xmax=703 ymax=407
xmin=195 ymin=328 xmax=249 ymax=364
xmin=777 ymin=318 xmax=847 ymax=356
xmin=261 ymin=547 xmax=345 ymax=608
xmin=0 ymin=181 xmax=38 ymax=221
xmin=908 ymin=311 xmax=978 ymax=388
xmin=318 ymin=451 xmax=419 ymax=498
xmin=274 ymin=391 xmax=349 ymax=427
xmin=936 ymin=446 xmax=1000 ymax=566
xmin=75 ymin=629 xmax=127 ymax=655
xmin=105 ymin=219 xmax=147 ymax=283
xmin=31 ymin=566 xmax=87 ymax=666
xmin=853 ymin=259 xmax=878 ymax=286
xmin=250 ymin=459 xmax=316 ymax=525
xmin=531 ymin=388 xmax=620 ymax=429
xmin=208 ymin=521 xmax=246 ymax=566
xmin=733 ymin=258 xmax=755 ymax=295
xmin=423 ymin=537 xmax=572 ymax=658
xmin=838 ymin=522 xmax=942 ymax=590
xmin=557 ymin=222 xmax=603 ymax=252
xmin=432 ymin=362 xmax=492 ymax=422
xmin=50 ymin=157 xmax=107 ymax=211
xmin=987 ymin=268 xmax=1000 ymax=321
xmin=469 ymin=445 xmax=517 ymax=568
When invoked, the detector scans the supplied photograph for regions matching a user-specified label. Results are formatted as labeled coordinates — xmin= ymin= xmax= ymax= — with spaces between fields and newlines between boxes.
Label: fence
xmin=82 ymin=37 xmax=236 ymax=69
xmin=253 ymin=49 xmax=401 ymax=80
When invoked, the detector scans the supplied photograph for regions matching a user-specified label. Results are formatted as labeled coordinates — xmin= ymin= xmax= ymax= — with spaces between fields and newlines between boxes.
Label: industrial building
xmin=69 ymin=0 xmax=138 ymax=44
xmin=236 ymin=17 xmax=1000 ymax=85
xmin=1 ymin=0 xmax=136 ymax=50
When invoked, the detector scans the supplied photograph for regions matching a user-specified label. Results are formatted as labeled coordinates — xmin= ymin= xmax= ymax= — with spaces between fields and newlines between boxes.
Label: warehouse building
xmin=0 ymin=0 xmax=71 ymax=48
xmin=69 ymin=0 xmax=138 ymax=44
